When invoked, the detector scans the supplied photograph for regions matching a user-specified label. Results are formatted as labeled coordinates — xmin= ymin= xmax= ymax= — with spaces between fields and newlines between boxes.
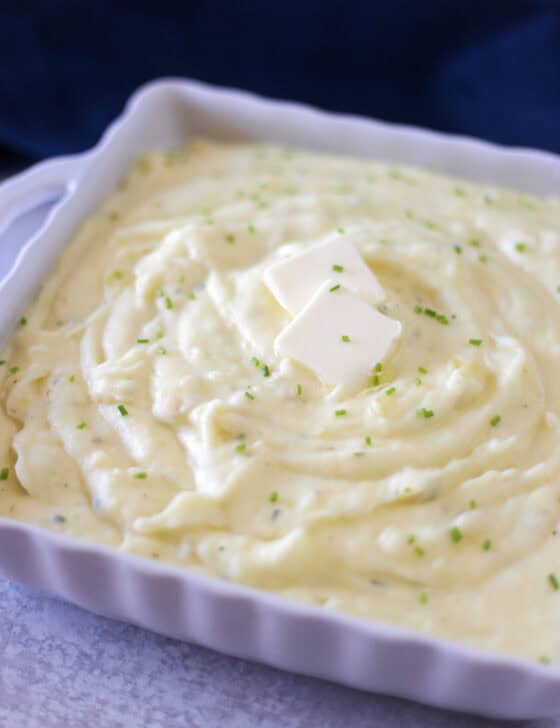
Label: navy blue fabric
xmin=0 ymin=1 xmax=559 ymax=162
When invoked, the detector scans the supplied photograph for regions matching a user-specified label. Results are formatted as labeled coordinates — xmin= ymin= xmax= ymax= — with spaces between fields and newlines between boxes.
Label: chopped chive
xmin=69 ymin=375 xmax=75 ymax=383
xmin=77 ymin=421 xmax=87 ymax=430
xmin=9 ymin=366 xmax=19 ymax=374
xmin=332 ymin=264 xmax=344 ymax=273
xmin=469 ymin=499 xmax=477 ymax=510
xmin=450 ymin=527 xmax=463 ymax=543
xmin=414 ymin=305 xmax=423 ymax=314
xmin=337 ymin=226 xmax=345 ymax=234
xmin=425 ymin=308 xmax=436 ymax=318
xmin=490 ymin=415 xmax=501 ymax=427
xmin=417 ymin=408 xmax=434 ymax=419
xmin=418 ymin=592 xmax=429 ymax=605
xmin=296 ymin=383 xmax=302 ymax=396
xmin=111 ymin=271 xmax=123 ymax=280
xmin=225 ymin=234 xmax=236 ymax=243
xmin=262 ymin=364 xmax=270 ymax=378
xmin=137 ymin=338 xmax=150 ymax=344
xmin=245 ymin=391 xmax=255 ymax=400
xmin=118 ymin=404 xmax=129 ymax=416
xmin=335 ymin=409 xmax=347 ymax=417
xmin=482 ymin=538 xmax=492 ymax=551
xmin=251 ymin=357 xmax=260 ymax=367
xmin=164 ymin=296 xmax=173 ymax=310
xmin=188 ymin=291 xmax=197 ymax=300
xmin=479 ymin=254 xmax=488 ymax=264
xmin=341 ymin=335 xmax=351 ymax=343
xmin=374 ymin=363 xmax=383 ymax=373
xmin=0 ymin=467 xmax=9 ymax=481
xmin=515 ymin=242 xmax=527 ymax=253
xmin=454 ymin=186 xmax=465 ymax=196
xmin=365 ymin=435 xmax=372 ymax=446
xmin=157 ymin=346 xmax=167 ymax=355
xmin=548 ymin=573 xmax=559 ymax=591
xmin=453 ymin=245 xmax=462 ymax=255
xmin=469 ymin=338 xmax=483 ymax=346
xmin=418 ymin=366 xmax=427 ymax=374
xmin=407 ymin=534 xmax=416 ymax=545
xmin=269 ymin=491 xmax=279 ymax=503
xmin=134 ymin=471 xmax=148 ymax=479
xmin=0 ymin=360 xmax=5 ymax=366
xmin=385 ymin=386 xmax=396 ymax=396
xmin=469 ymin=239 xmax=481 ymax=247
xmin=415 ymin=546 xmax=425 ymax=557
xmin=329 ymin=284 xmax=341 ymax=292
xmin=235 ymin=442 xmax=246 ymax=453
xmin=414 ymin=377 xmax=422 ymax=386
xmin=371 ymin=374 xmax=380 ymax=386
xmin=248 ymin=224 xmax=256 ymax=234
xmin=436 ymin=313 xmax=449 ymax=325
xmin=19 ymin=317 xmax=27 ymax=326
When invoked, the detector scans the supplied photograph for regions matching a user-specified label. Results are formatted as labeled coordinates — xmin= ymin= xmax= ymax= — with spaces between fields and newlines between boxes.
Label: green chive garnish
xmin=296 ymin=384 xmax=302 ymax=396
xmin=453 ymin=245 xmax=462 ymax=255
xmin=469 ymin=499 xmax=477 ymax=509
xmin=417 ymin=408 xmax=434 ymax=419
xmin=69 ymin=375 xmax=75 ymax=383
xmin=365 ymin=435 xmax=372 ymax=446
xmin=332 ymin=264 xmax=344 ymax=272
xmin=9 ymin=367 xmax=19 ymax=374
xmin=548 ymin=573 xmax=559 ymax=591
xmin=414 ymin=377 xmax=422 ymax=386
xmin=418 ymin=592 xmax=428 ymax=605
xmin=235 ymin=442 xmax=246 ymax=453
xmin=77 ymin=421 xmax=87 ymax=430
xmin=137 ymin=338 xmax=149 ymax=344
xmin=269 ymin=491 xmax=279 ymax=503
xmin=490 ymin=415 xmax=501 ymax=427
xmin=418 ymin=366 xmax=427 ymax=374
xmin=385 ymin=386 xmax=396 ymax=396
xmin=225 ymin=234 xmax=236 ymax=243
xmin=164 ymin=296 xmax=173 ymax=310
xmin=450 ymin=527 xmax=463 ymax=543
xmin=329 ymin=284 xmax=341 ymax=292
xmin=118 ymin=404 xmax=128 ymax=416
xmin=0 ymin=468 xmax=9 ymax=481
xmin=335 ymin=409 xmax=347 ymax=417
xmin=262 ymin=364 xmax=270 ymax=378
xmin=515 ymin=242 xmax=527 ymax=253
xmin=482 ymin=538 xmax=492 ymax=551
xmin=19 ymin=317 xmax=27 ymax=326
xmin=469 ymin=339 xmax=482 ymax=346
xmin=134 ymin=472 xmax=148 ymax=479
xmin=245 ymin=391 xmax=255 ymax=400
xmin=157 ymin=346 xmax=167 ymax=355
xmin=341 ymin=335 xmax=351 ymax=343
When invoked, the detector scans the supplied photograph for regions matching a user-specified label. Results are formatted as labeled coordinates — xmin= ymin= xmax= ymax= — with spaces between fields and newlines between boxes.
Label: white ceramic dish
xmin=1 ymin=79 xmax=559 ymax=719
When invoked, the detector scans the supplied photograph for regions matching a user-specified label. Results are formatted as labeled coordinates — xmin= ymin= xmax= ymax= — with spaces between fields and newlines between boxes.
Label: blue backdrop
xmin=0 ymin=1 xmax=559 ymax=161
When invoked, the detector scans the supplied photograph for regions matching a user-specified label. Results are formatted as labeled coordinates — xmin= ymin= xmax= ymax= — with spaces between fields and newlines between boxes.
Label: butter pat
xmin=264 ymin=237 xmax=385 ymax=316
xmin=275 ymin=282 xmax=401 ymax=388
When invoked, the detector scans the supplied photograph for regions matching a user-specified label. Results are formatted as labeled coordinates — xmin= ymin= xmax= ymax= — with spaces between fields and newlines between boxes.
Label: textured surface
xmin=0 ymin=578 xmax=555 ymax=728
xmin=1 ymin=151 xmax=559 ymax=727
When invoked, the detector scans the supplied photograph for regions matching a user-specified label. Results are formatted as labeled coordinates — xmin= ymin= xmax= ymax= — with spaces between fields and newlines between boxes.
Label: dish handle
xmin=0 ymin=154 xmax=87 ymax=238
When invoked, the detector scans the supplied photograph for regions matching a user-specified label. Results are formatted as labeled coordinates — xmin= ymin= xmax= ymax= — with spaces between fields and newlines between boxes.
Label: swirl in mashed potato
xmin=1 ymin=140 xmax=560 ymax=662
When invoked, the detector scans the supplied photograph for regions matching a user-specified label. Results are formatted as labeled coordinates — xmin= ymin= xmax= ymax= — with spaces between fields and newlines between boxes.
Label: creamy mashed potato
xmin=1 ymin=140 xmax=560 ymax=662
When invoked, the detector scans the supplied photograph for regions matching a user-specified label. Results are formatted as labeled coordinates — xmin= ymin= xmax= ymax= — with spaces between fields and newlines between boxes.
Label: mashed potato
xmin=1 ymin=140 xmax=560 ymax=662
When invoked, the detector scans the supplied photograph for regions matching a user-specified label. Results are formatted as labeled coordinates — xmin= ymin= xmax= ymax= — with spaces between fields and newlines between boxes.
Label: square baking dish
xmin=1 ymin=78 xmax=559 ymax=719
